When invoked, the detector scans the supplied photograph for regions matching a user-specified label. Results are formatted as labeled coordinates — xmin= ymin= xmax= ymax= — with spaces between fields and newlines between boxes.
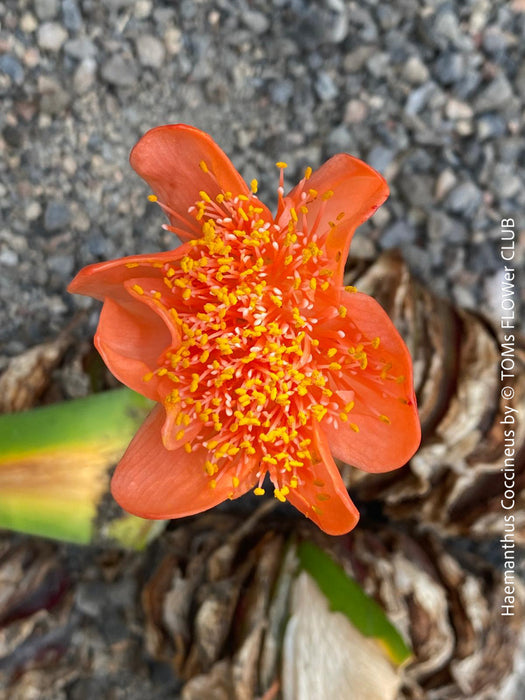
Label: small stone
xmin=0 ymin=249 xmax=18 ymax=267
xmin=433 ymin=52 xmax=465 ymax=85
xmin=135 ymin=35 xmax=166 ymax=69
xmin=35 ymin=0 xmax=59 ymax=20
xmin=0 ymin=54 xmax=24 ymax=85
xmin=366 ymin=52 xmax=389 ymax=79
xmin=399 ymin=174 xmax=434 ymax=208
xmin=164 ymin=27 xmax=182 ymax=55
xmin=428 ymin=210 xmax=467 ymax=244
xmin=37 ymin=22 xmax=68 ymax=52
xmin=476 ymin=114 xmax=506 ymax=141
xmin=241 ymin=10 xmax=270 ymax=34
xmin=380 ymin=220 xmax=416 ymax=249
xmin=26 ymin=201 xmax=42 ymax=221
xmin=62 ymin=0 xmax=83 ymax=32
xmin=344 ymin=99 xmax=368 ymax=124
xmin=490 ymin=164 xmax=521 ymax=200
xmin=101 ymin=54 xmax=138 ymax=87
xmin=473 ymin=74 xmax=514 ymax=113
xmin=2 ymin=124 xmax=23 ymax=148
xmin=366 ymin=146 xmax=395 ymax=174
xmin=269 ymin=79 xmax=294 ymax=106
xmin=38 ymin=75 xmax=70 ymax=114
xmin=73 ymin=56 xmax=96 ymax=94
xmin=405 ymin=83 xmax=434 ymax=115
xmin=445 ymin=182 xmax=482 ymax=217
xmin=20 ymin=12 xmax=38 ymax=33
xmin=402 ymin=55 xmax=429 ymax=85
xmin=64 ymin=37 xmax=97 ymax=59
xmin=435 ymin=169 xmax=457 ymax=200
xmin=43 ymin=201 xmax=71 ymax=232
xmin=315 ymin=72 xmax=338 ymax=101
xmin=134 ymin=0 xmax=153 ymax=19
xmin=445 ymin=98 xmax=473 ymax=120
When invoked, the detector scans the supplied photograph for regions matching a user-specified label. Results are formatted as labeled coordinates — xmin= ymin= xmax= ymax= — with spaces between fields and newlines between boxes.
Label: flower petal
xmin=286 ymin=154 xmax=389 ymax=283
xmin=111 ymin=405 xmax=256 ymax=519
xmin=321 ymin=291 xmax=420 ymax=472
xmin=279 ymin=423 xmax=360 ymax=536
xmin=68 ymin=248 xmax=188 ymax=303
xmin=130 ymin=124 xmax=271 ymax=237
xmin=95 ymin=296 xmax=171 ymax=400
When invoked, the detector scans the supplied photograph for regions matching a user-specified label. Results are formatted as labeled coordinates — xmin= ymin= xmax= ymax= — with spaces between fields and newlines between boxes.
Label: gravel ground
xmin=1 ymin=0 xmax=524 ymax=365
xmin=0 ymin=0 xmax=524 ymax=697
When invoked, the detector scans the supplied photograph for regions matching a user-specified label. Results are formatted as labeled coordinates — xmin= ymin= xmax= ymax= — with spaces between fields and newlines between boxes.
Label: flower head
xmin=69 ymin=125 xmax=420 ymax=535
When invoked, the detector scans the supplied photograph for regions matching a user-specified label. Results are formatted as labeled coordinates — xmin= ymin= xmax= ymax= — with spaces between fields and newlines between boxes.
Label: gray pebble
xmin=37 ymin=22 xmax=68 ymax=52
xmin=445 ymin=182 xmax=482 ymax=217
xmin=315 ymin=72 xmax=338 ymax=101
xmin=44 ymin=201 xmax=71 ymax=232
xmin=428 ymin=210 xmax=468 ymax=244
xmin=0 ymin=54 xmax=24 ymax=85
xmin=473 ymin=74 xmax=514 ymax=113
xmin=135 ymin=35 xmax=166 ymax=69
xmin=476 ymin=114 xmax=506 ymax=141
xmin=62 ymin=0 xmax=82 ymax=32
xmin=64 ymin=37 xmax=97 ymax=59
xmin=490 ymin=163 xmax=522 ymax=200
xmin=73 ymin=57 xmax=97 ymax=94
xmin=380 ymin=220 xmax=416 ymax=249
xmin=0 ymin=249 xmax=19 ymax=267
xmin=402 ymin=55 xmax=430 ymax=85
xmin=433 ymin=52 xmax=465 ymax=85
xmin=35 ymin=0 xmax=59 ymax=21
xmin=241 ymin=9 xmax=270 ymax=35
xmin=101 ymin=54 xmax=138 ymax=87
xmin=366 ymin=146 xmax=395 ymax=174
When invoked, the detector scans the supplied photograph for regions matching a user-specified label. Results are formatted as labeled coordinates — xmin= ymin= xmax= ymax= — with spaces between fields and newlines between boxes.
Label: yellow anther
xmin=290 ymin=477 xmax=298 ymax=488
xmin=338 ymin=305 xmax=347 ymax=318
xmin=344 ymin=401 xmax=355 ymax=412
xmin=345 ymin=285 xmax=357 ymax=293
xmin=232 ymin=476 xmax=240 ymax=488
xmin=125 ymin=262 xmax=140 ymax=268
xmin=209 ymin=479 xmax=217 ymax=489
xmin=254 ymin=487 xmax=265 ymax=496
xmin=182 ymin=288 xmax=191 ymax=300
xmin=276 ymin=161 xmax=288 ymax=169
xmin=322 ymin=189 xmax=334 ymax=200
xmin=327 ymin=348 xmax=337 ymax=358
xmin=274 ymin=488 xmax=287 ymax=503
xmin=199 ymin=190 xmax=211 ymax=203
xmin=349 ymin=422 xmax=360 ymax=432
xmin=199 ymin=160 xmax=209 ymax=173
xmin=339 ymin=412 xmax=348 ymax=422
xmin=250 ymin=178 xmax=258 ymax=193
xmin=184 ymin=442 xmax=192 ymax=454
xmin=309 ymin=277 xmax=317 ymax=290
xmin=147 ymin=194 xmax=158 ymax=202
xmin=379 ymin=414 xmax=391 ymax=424
xmin=132 ymin=284 xmax=144 ymax=295
xmin=329 ymin=362 xmax=342 ymax=371
xmin=305 ymin=166 xmax=312 ymax=179
xmin=372 ymin=337 xmax=381 ymax=349
xmin=239 ymin=207 xmax=249 ymax=221
xmin=308 ymin=188 xmax=318 ymax=198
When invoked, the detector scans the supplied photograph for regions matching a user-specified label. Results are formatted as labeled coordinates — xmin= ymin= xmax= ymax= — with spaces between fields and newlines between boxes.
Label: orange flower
xmin=69 ymin=124 xmax=420 ymax=535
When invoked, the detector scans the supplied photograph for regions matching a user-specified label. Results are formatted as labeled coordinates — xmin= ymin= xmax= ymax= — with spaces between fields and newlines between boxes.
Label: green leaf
xmin=297 ymin=540 xmax=412 ymax=665
xmin=0 ymin=388 xmax=154 ymax=544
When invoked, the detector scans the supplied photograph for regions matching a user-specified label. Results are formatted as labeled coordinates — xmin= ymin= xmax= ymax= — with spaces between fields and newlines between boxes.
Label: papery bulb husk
xmin=138 ymin=510 xmax=523 ymax=700
xmin=343 ymin=252 xmax=525 ymax=542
